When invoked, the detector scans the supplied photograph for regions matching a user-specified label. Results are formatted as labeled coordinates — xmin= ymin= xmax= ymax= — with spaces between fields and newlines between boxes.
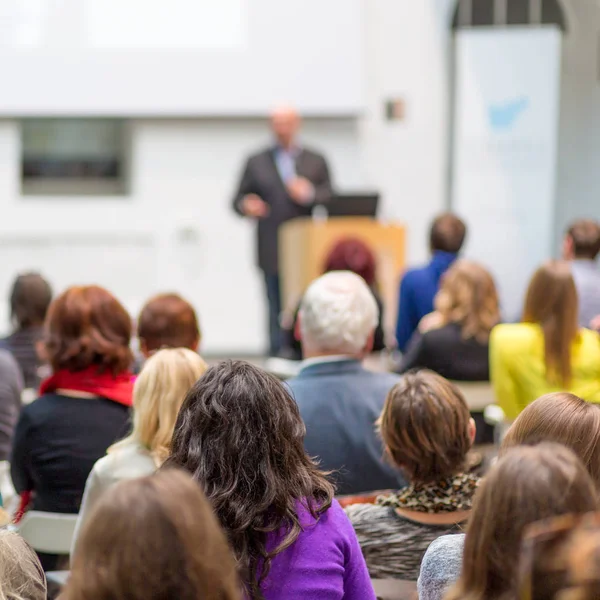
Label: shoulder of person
xmin=345 ymin=502 xmax=391 ymax=524
xmin=93 ymin=444 xmax=154 ymax=481
xmin=490 ymin=322 xmax=540 ymax=346
xmin=0 ymin=349 xmax=21 ymax=376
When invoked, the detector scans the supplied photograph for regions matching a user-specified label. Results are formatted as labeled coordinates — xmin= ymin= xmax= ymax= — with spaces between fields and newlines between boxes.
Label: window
xmin=21 ymin=119 xmax=129 ymax=196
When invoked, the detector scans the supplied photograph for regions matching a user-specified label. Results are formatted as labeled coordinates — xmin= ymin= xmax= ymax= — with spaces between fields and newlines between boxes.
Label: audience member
xmin=11 ymin=286 xmax=133 ymax=568
xmin=165 ymin=360 xmax=376 ymax=600
xmin=399 ymin=260 xmax=499 ymax=381
xmin=562 ymin=219 xmax=600 ymax=328
xmin=280 ymin=238 xmax=386 ymax=359
xmin=72 ymin=348 xmax=207 ymax=555
xmin=418 ymin=444 xmax=598 ymax=600
xmin=0 ymin=273 xmax=52 ymax=389
xmin=502 ymin=392 xmax=600 ymax=488
xmin=137 ymin=292 xmax=201 ymax=357
xmin=0 ymin=350 xmax=23 ymax=464
xmin=518 ymin=513 xmax=600 ymax=600
xmin=62 ymin=470 xmax=240 ymax=600
xmin=0 ymin=530 xmax=46 ymax=600
xmin=490 ymin=261 xmax=600 ymax=419
xmin=395 ymin=213 xmax=467 ymax=352
xmin=346 ymin=371 xmax=478 ymax=581
xmin=287 ymin=271 xmax=404 ymax=495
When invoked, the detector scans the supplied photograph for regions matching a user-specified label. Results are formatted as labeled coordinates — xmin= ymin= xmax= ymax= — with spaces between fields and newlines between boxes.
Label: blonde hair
xmin=0 ymin=530 xmax=46 ymax=600
xmin=109 ymin=348 xmax=207 ymax=466
xmin=434 ymin=260 xmax=500 ymax=343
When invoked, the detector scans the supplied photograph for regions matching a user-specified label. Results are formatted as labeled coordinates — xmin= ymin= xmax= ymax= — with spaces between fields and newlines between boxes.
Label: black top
xmin=232 ymin=147 xmax=333 ymax=275
xmin=10 ymin=393 xmax=131 ymax=513
xmin=398 ymin=322 xmax=490 ymax=382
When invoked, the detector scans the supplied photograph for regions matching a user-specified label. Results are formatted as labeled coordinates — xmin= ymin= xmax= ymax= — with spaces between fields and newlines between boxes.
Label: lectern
xmin=279 ymin=217 xmax=406 ymax=339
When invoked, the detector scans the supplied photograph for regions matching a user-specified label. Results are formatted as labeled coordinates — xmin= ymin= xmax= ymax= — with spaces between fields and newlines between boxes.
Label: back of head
xmin=63 ymin=470 xmax=240 ymax=600
xmin=323 ymin=238 xmax=377 ymax=287
xmin=519 ymin=513 xmax=600 ymax=600
xmin=299 ymin=271 xmax=378 ymax=356
xmin=430 ymin=213 xmax=467 ymax=254
xmin=44 ymin=285 xmax=132 ymax=375
xmin=10 ymin=273 xmax=52 ymax=331
xmin=566 ymin=219 xmax=600 ymax=260
xmin=137 ymin=293 xmax=201 ymax=355
xmin=380 ymin=371 xmax=472 ymax=484
xmin=165 ymin=360 xmax=333 ymax=599
xmin=502 ymin=393 xmax=600 ymax=489
xmin=434 ymin=260 xmax=500 ymax=343
xmin=523 ymin=261 xmax=579 ymax=386
xmin=447 ymin=444 xmax=598 ymax=600
xmin=0 ymin=530 xmax=46 ymax=600
xmin=110 ymin=348 xmax=208 ymax=466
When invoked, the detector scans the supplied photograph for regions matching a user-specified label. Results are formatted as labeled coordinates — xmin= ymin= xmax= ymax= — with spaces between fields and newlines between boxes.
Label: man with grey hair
xmin=287 ymin=271 xmax=405 ymax=495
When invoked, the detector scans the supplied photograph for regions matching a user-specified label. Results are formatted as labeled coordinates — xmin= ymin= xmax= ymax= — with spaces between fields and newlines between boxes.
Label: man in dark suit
xmin=232 ymin=106 xmax=333 ymax=356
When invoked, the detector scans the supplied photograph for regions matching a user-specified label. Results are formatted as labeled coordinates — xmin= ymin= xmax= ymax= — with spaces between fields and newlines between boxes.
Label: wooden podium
xmin=279 ymin=217 xmax=406 ymax=339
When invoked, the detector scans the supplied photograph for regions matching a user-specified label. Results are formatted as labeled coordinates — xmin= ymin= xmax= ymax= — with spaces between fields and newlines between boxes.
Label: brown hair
xmin=446 ymin=444 xmax=598 ymax=600
xmin=323 ymin=238 xmax=377 ymax=287
xmin=137 ymin=293 xmax=200 ymax=354
xmin=519 ymin=513 xmax=600 ymax=600
xmin=44 ymin=285 xmax=133 ymax=375
xmin=522 ymin=261 xmax=579 ymax=386
xmin=0 ymin=530 xmax=46 ymax=600
xmin=435 ymin=260 xmax=500 ymax=343
xmin=430 ymin=213 xmax=467 ymax=254
xmin=567 ymin=219 xmax=600 ymax=260
xmin=61 ymin=470 xmax=240 ymax=600
xmin=379 ymin=371 xmax=472 ymax=484
xmin=10 ymin=273 xmax=52 ymax=330
xmin=502 ymin=393 xmax=600 ymax=489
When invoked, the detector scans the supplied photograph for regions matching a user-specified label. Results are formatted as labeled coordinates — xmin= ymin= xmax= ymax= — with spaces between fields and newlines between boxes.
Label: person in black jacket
xmin=398 ymin=260 xmax=500 ymax=381
xmin=232 ymin=106 xmax=333 ymax=356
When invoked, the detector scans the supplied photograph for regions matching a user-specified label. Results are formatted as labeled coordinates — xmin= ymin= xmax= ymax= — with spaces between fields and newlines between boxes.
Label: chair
xmin=15 ymin=511 xmax=79 ymax=554
xmin=372 ymin=579 xmax=417 ymax=600
xmin=452 ymin=382 xmax=495 ymax=412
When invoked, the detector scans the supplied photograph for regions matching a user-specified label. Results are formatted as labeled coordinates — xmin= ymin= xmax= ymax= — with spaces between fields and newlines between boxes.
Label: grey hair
xmin=299 ymin=271 xmax=379 ymax=354
xmin=0 ymin=530 xmax=46 ymax=600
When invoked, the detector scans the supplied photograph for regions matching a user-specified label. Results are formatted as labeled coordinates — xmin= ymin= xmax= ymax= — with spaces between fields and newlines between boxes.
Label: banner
xmin=451 ymin=27 xmax=562 ymax=319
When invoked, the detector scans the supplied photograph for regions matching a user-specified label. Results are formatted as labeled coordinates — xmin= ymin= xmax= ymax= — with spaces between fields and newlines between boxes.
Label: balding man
xmin=232 ymin=107 xmax=333 ymax=356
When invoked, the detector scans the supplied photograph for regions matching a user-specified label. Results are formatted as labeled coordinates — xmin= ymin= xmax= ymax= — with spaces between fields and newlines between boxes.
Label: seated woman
xmin=398 ymin=260 xmax=500 ymax=381
xmin=280 ymin=237 xmax=386 ymax=359
xmin=165 ymin=360 xmax=376 ymax=600
xmin=10 ymin=285 xmax=134 ymax=569
xmin=0 ymin=529 xmax=46 ymax=600
xmin=71 ymin=347 xmax=207 ymax=554
xmin=490 ymin=260 xmax=600 ymax=420
xmin=345 ymin=371 xmax=478 ymax=581
xmin=61 ymin=470 xmax=240 ymax=600
xmin=418 ymin=444 xmax=599 ymax=600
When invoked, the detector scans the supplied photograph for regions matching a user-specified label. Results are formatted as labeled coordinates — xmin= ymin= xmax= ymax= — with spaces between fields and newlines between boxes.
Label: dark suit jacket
xmin=287 ymin=359 xmax=406 ymax=495
xmin=232 ymin=147 xmax=332 ymax=274
xmin=398 ymin=322 xmax=490 ymax=382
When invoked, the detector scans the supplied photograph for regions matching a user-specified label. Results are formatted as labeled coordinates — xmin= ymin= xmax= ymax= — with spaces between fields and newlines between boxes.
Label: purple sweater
xmin=258 ymin=499 xmax=376 ymax=600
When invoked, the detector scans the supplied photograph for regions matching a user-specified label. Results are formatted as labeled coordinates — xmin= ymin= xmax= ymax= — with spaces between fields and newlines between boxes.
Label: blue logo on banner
xmin=489 ymin=97 xmax=529 ymax=131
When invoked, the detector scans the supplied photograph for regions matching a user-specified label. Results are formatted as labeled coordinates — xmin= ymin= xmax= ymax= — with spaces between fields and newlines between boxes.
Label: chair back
xmin=372 ymin=578 xmax=417 ymax=600
xmin=17 ymin=511 xmax=79 ymax=554
xmin=452 ymin=381 xmax=495 ymax=412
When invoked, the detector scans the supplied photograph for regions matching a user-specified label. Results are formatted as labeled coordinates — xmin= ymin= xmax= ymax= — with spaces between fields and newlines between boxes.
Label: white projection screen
xmin=451 ymin=27 xmax=562 ymax=320
xmin=0 ymin=0 xmax=364 ymax=116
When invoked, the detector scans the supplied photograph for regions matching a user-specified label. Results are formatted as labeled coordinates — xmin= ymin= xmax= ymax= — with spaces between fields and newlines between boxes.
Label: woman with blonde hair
xmin=0 ymin=529 xmax=46 ymax=600
xmin=71 ymin=347 xmax=207 ymax=555
xmin=399 ymin=260 xmax=500 ymax=381
xmin=61 ymin=470 xmax=240 ymax=600
xmin=490 ymin=261 xmax=600 ymax=420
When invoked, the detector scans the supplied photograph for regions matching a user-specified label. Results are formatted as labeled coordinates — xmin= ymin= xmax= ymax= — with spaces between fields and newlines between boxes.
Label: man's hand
xmin=286 ymin=177 xmax=314 ymax=206
xmin=241 ymin=194 xmax=269 ymax=218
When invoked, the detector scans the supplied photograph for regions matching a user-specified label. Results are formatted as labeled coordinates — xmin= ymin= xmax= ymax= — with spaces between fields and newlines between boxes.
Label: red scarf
xmin=39 ymin=366 xmax=135 ymax=407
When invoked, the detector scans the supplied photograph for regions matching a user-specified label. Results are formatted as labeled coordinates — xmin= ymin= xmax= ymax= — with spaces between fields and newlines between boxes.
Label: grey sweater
xmin=418 ymin=534 xmax=465 ymax=600
xmin=0 ymin=350 xmax=23 ymax=462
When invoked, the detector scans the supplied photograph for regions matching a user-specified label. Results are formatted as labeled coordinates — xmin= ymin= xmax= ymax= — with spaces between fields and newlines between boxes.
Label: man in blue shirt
xmin=395 ymin=213 xmax=467 ymax=352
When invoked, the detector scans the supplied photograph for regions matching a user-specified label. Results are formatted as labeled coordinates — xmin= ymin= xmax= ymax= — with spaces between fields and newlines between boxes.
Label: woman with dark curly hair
xmin=165 ymin=360 xmax=375 ymax=600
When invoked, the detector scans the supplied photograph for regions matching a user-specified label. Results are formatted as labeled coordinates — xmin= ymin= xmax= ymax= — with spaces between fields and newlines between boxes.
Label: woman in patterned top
xmin=346 ymin=371 xmax=479 ymax=581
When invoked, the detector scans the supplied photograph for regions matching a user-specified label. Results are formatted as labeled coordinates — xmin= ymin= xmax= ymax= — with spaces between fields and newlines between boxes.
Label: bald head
xmin=270 ymin=105 xmax=301 ymax=149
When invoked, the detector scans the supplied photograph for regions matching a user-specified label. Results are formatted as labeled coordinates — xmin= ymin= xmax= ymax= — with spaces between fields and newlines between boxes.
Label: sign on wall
xmin=451 ymin=27 xmax=562 ymax=319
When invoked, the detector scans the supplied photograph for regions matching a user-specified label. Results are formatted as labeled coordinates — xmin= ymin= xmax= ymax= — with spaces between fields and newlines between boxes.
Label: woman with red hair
xmin=280 ymin=238 xmax=385 ymax=359
xmin=11 ymin=285 xmax=134 ymax=569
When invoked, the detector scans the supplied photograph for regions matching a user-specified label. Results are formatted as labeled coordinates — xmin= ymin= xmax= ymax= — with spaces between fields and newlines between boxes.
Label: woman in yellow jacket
xmin=490 ymin=261 xmax=600 ymax=420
